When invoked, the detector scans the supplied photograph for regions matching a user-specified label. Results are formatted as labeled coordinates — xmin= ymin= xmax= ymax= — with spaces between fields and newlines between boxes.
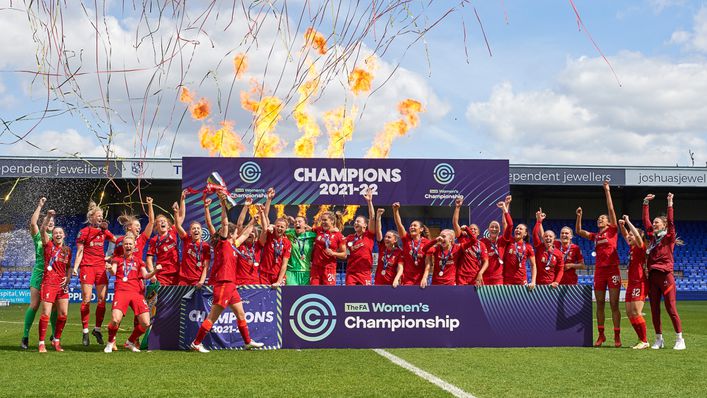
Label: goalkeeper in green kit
xmin=285 ymin=215 xmax=316 ymax=285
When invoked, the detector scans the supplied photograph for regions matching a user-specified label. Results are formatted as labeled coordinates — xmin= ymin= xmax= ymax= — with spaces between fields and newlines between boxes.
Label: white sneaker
xmin=103 ymin=341 xmax=115 ymax=353
xmin=125 ymin=340 xmax=141 ymax=353
xmin=673 ymin=338 xmax=686 ymax=350
xmin=190 ymin=342 xmax=209 ymax=353
xmin=651 ymin=339 xmax=664 ymax=350
xmin=632 ymin=341 xmax=650 ymax=350
xmin=245 ymin=340 xmax=264 ymax=350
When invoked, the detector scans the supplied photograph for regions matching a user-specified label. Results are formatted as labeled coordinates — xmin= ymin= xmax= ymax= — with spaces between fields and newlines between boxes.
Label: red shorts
xmin=212 ymin=283 xmax=242 ymax=307
xmin=310 ymin=264 xmax=336 ymax=286
xmin=178 ymin=277 xmax=200 ymax=286
xmin=258 ymin=272 xmax=280 ymax=285
xmin=593 ymin=266 xmax=621 ymax=291
xmin=456 ymin=273 xmax=478 ymax=286
xmin=401 ymin=273 xmax=423 ymax=286
xmin=503 ymin=277 xmax=527 ymax=285
xmin=112 ymin=290 xmax=149 ymax=316
xmin=346 ymin=272 xmax=372 ymax=286
xmin=80 ymin=266 xmax=108 ymax=285
xmin=40 ymin=284 xmax=68 ymax=303
xmin=625 ymin=279 xmax=647 ymax=302
xmin=156 ymin=273 xmax=179 ymax=286
xmin=483 ymin=276 xmax=504 ymax=286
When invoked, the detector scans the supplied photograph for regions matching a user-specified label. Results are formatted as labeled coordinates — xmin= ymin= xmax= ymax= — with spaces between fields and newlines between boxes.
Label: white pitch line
xmin=373 ymin=349 xmax=476 ymax=398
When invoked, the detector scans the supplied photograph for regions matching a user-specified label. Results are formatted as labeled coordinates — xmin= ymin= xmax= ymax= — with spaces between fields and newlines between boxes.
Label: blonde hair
xmin=86 ymin=201 xmax=102 ymax=223
xmin=322 ymin=211 xmax=344 ymax=231
xmin=117 ymin=213 xmax=138 ymax=232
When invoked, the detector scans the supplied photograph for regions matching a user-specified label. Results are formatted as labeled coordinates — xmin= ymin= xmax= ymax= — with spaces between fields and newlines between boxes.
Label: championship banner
xmin=282 ymin=285 xmax=592 ymax=349
xmin=148 ymin=285 xmax=281 ymax=350
xmin=178 ymin=285 xmax=282 ymax=350
xmin=181 ymin=157 xmax=509 ymax=230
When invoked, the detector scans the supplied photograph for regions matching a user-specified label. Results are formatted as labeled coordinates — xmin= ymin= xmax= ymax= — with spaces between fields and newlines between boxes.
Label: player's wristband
xmin=643 ymin=200 xmax=649 ymax=205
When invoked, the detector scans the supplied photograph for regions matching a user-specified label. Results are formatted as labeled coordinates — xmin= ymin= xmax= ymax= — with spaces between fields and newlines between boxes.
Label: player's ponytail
xmin=117 ymin=213 xmax=137 ymax=232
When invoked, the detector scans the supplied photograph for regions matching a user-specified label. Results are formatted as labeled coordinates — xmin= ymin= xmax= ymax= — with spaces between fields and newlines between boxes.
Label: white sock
xmin=38 ymin=341 xmax=45 ymax=345
xmin=94 ymin=327 xmax=101 ymax=332
xmin=655 ymin=333 xmax=663 ymax=340
xmin=82 ymin=328 xmax=89 ymax=333
xmin=676 ymin=332 xmax=683 ymax=339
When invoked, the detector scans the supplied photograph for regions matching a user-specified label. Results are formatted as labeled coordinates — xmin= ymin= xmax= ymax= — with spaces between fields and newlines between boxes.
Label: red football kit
xmin=345 ymin=230 xmax=375 ymax=286
xmin=310 ymin=228 xmax=345 ymax=286
xmin=178 ymin=236 xmax=212 ymax=285
xmin=147 ymin=226 xmax=180 ymax=285
xmin=374 ymin=244 xmax=404 ymax=286
xmin=111 ymin=256 xmax=149 ymax=316
xmin=422 ymin=238 xmax=474 ymax=286
xmin=500 ymin=213 xmax=534 ymax=285
xmin=532 ymin=222 xmax=565 ymax=285
xmin=481 ymin=236 xmax=505 ymax=285
xmin=587 ymin=224 xmax=621 ymax=291
xmin=40 ymin=241 xmax=71 ymax=303
xmin=400 ymin=233 xmax=430 ymax=286
xmin=456 ymin=233 xmax=488 ymax=285
xmin=210 ymin=240 xmax=242 ymax=307
xmin=259 ymin=231 xmax=292 ymax=285
xmin=77 ymin=226 xmax=114 ymax=285
xmin=234 ymin=241 xmax=262 ymax=285
xmin=555 ymin=241 xmax=584 ymax=285
xmin=625 ymin=244 xmax=647 ymax=302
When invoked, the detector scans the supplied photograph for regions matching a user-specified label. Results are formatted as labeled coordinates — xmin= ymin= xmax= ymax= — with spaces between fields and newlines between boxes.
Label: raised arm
xmin=533 ymin=208 xmax=545 ymax=249
xmin=258 ymin=205 xmax=269 ymax=246
xmin=375 ymin=208 xmax=385 ymax=243
xmin=498 ymin=201 xmax=513 ymax=242
xmin=452 ymin=196 xmax=463 ymax=238
xmin=501 ymin=195 xmax=512 ymax=231
xmin=264 ymin=188 xmax=275 ymax=219
xmin=175 ymin=191 xmax=188 ymax=239
xmin=30 ymin=197 xmax=47 ymax=236
xmin=365 ymin=189 xmax=375 ymax=234
xmin=40 ymin=210 xmax=54 ymax=245
xmin=667 ymin=192 xmax=675 ymax=237
xmin=642 ymin=194 xmax=654 ymax=236
xmin=143 ymin=196 xmax=155 ymax=237
xmin=391 ymin=202 xmax=407 ymax=237
xmin=623 ymin=215 xmax=643 ymax=248
xmin=235 ymin=219 xmax=255 ymax=247
xmin=236 ymin=196 xmax=253 ymax=233
xmin=203 ymin=197 xmax=216 ymax=236
xmin=575 ymin=207 xmax=591 ymax=239
xmin=218 ymin=193 xmax=229 ymax=239
xmin=618 ymin=218 xmax=630 ymax=245
xmin=603 ymin=181 xmax=617 ymax=227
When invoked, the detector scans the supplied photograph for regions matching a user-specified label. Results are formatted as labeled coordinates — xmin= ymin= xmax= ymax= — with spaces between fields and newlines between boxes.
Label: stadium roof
xmin=0 ymin=156 xmax=705 ymax=187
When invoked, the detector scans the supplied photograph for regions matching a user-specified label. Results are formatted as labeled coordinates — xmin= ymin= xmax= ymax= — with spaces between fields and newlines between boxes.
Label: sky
xmin=0 ymin=0 xmax=706 ymax=167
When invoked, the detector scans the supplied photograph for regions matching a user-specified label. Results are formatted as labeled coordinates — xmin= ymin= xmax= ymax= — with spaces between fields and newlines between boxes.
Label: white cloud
xmin=670 ymin=6 xmax=707 ymax=53
xmin=466 ymin=52 xmax=707 ymax=166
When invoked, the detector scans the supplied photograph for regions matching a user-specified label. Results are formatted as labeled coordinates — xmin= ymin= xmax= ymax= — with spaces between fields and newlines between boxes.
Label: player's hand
xmin=150 ymin=276 xmax=157 ymax=283
xmin=576 ymin=207 xmax=582 ymax=216
xmin=475 ymin=275 xmax=484 ymax=286
xmin=667 ymin=192 xmax=674 ymax=202
xmin=196 ymin=282 xmax=204 ymax=289
xmin=39 ymin=197 xmax=47 ymax=207
xmin=324 ymin=248 xmax=335 ymax=257
xmin=267 ymin=188 xmax=275 ymax=200
xmin=155 ymin=264 xmax=163 ymax=272
xmin=146 ymin=196 xmax=153 ymax=205
xmin=60 ymin=277 xmax=68 ymax=288
xmin=536 ymin=208 xmax=545 ymax=221
xmin=392 ymin=279 xmax=400 ymax=288
xmin=172 ymin=201 xmax=179 ymax=212
xmin=376 ymin=208 xmax=385 ymax=217
xmin=203 ymin=197 xmax=212 ymax=206
xmin=244 ymin=196 xmax=253 ymax=206
xmin=287 ymin=215 xmax=296 ymax=225
xmin=436 ymin=236 xmax=444 ymax=245
xmin=644 ymin=194 xmax=655 ymax=202
xmin=47 ymin=209 xmax=56 ymax=217
xmin=391 ymin=202 xmax=400 ymax=211
xmin=72 ymin=267 xmax=79 ymax=277
xmin=363 ymin=188 xmax=373 ymax=202
xmin=527 ymin=282 xmax=536 ymax=291
xmin=550 ymin=282 xmax=559 ymax=289
xmin=99 ymin=221 xmax=109 ymax=230
xmin=603 ymin=180 xmax=610 ymax=191
xmin=618 ymin=219 xmax=625 ymax=227
xmin=420 ymin=278 xmax=428 ymax=289
xmin=267 ymin=225 xmax=275 ymax=233
xmin=455 ymin=196 xmax=463 ymax=208
xmin=216 ymin=191 xmax=227 ymax=202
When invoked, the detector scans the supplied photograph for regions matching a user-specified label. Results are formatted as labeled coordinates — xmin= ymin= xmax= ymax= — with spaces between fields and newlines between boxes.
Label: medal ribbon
xmin=439 ymin=247 xmax=452 ymax=273
xmin=514 ymin=242 xmax=524 ymax=267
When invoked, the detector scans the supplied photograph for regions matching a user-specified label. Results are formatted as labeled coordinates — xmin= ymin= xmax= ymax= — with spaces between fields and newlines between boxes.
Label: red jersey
xmin=502 ymin=240 xmax=534 ymax=284
xmin=147 ymin=226 xmax=180 ymax=276
xmin=481 ymin=236 xmax=505 ymax=282
xmin=374 ymin=244 xmax=404 ymax=285
xmin=535 ymin=246 xmax=564 ymax=285
xmin=643 ymin=205 xmax=676 ymax=273
xmin=555 ymin=242 xmax=584 ymax=284
xmin=235 ymin=241 xmax=262 ymax=284
xmin=76 ymin=226 xmax=114 ymax=267
xmin=628 ymin=243 xmax=647 ymax=282
xmin=179 ymin=236 xmax=212 ymax=283
xmin=457 ymin=234 xmax=488 ymax=279
xmin=312 ymin=228 xmax=345 ymax=268
xmin=345 ymin=230 xmax=375 ymax=274
xmin=114 ymin=233 xmax=149 ymax=259
xmin=210 ymin=240 xmax=238 ymax=284
xmin=111 ymin=255 xmax=147 ymax=293
xmin=400 ymin=233 xmax=430 ymax=285
xmin=42 ymin=241 xmax=71 ymax=286
xmin=259 ymin=231 xmax=292 ymax=276
xmin=423 ymin=238 xmax=474 ymax=286
xmin=587 ymin=225 xmax=620 ymax=267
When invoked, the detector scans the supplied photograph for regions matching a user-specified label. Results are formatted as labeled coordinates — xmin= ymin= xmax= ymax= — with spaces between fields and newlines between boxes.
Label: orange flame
xmin=190 ymin=98 xmax=211 ymax=120
xmin=324 ymin=105 xmax=358 ymax=158
xmin=297 ymin=204 xmax=310 ymax=218
xmin=240 ymin=81 xmax=285 ymax=157
xmin=198 ymin=121 xmax=245 ymax=157
xmin=341 ymin=205 xmax=360 ymax=225
xmin=348 ymin=68 xmax=374 ymax=96
xmin=304 ymin=27 xmax=327 ymax=55
xmin=274 ymin=204 xmax=286 ymax=220
xmin=365 ymin=99 xmax=424 ymax=158
xmin=179 ymin=87 xmax=194 ymax=103
xmin=293 ymin=65 xmax=322 ymax=157
xmin=233 ymin=53 xmax=248 ymax=79
xmin=248 ymin=205 xmax=258 ymax=219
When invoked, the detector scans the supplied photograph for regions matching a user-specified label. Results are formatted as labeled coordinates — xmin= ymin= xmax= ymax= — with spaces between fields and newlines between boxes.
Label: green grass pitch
xmin=0 ymin=301 xmax=705 ymax=397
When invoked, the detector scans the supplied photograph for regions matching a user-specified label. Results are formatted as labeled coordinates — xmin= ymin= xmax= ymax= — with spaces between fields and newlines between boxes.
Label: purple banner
xmin=282 ymin=285 xmax=592 ymax=348
xmin=182 ymin=156 xmax=509 ymax=234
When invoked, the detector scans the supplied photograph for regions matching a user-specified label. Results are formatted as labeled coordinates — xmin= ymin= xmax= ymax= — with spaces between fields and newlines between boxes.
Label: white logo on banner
xmin=289 ymin=293 xmax=337 ymax=342
xmin=433 ymin=163 xmax=455 ymax=184
xmin=239 ymin=161 xmax=262 ymax=184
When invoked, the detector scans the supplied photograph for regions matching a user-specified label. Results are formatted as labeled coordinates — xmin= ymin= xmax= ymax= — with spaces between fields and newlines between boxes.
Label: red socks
xmin=237 ymin=319 xmax=251 ymax=344
xmin=108 ymin=323 xmax=119 ymax=343
xmin=613 ymin=327 xmax=621 ymax=339
xmin=95 ymin=301 xmax=106 ymax=328
xmin=128 ymin=324 xmax=147 ymax=344
xmin=597 ymin=325 xmax=605 ymax=338
xmin=38 ymin=314 xmax=49 ymax=342
xmin=80 ymin=303 xmax=90 ymax=329
xmin=55 ymin=315 xmax=67 ymax=340
xmin=629 ymin=315 xmax=647 ymax=342
xmin=194 ymin=319 xmax=213 ymax=345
